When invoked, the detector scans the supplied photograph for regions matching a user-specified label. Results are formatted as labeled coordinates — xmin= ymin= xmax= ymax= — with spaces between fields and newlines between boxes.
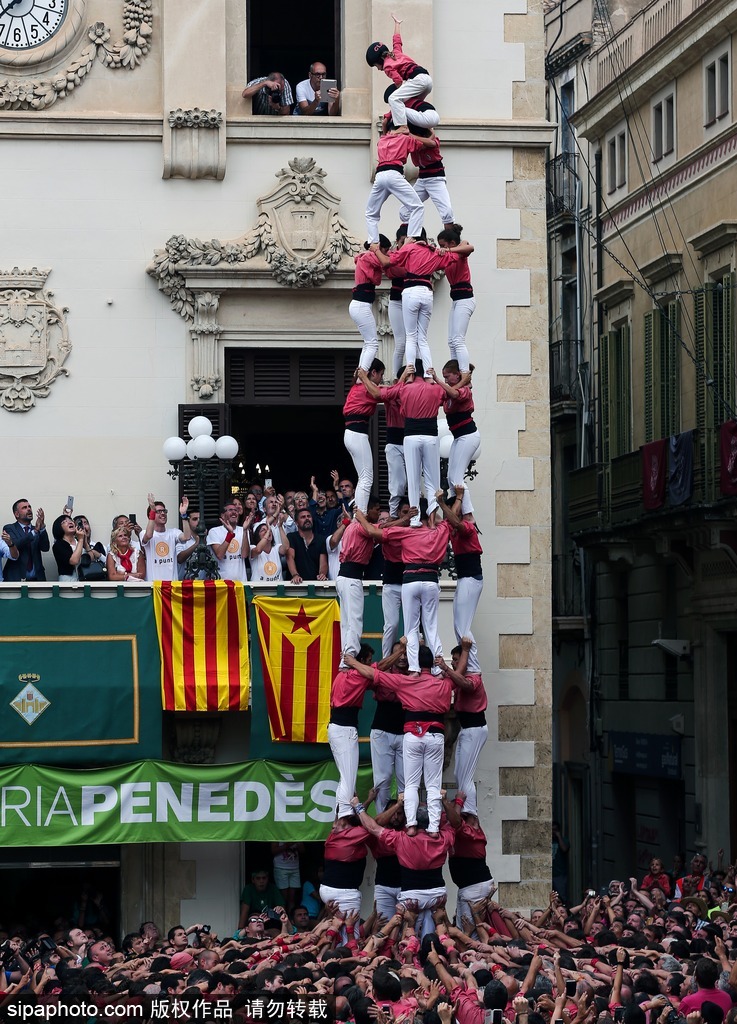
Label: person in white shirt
xmin=141 ymin=494 xmax=192 ymax=582
xmin=206 ymin=502 xmax=254 ymax=582
xmin=294 ymin=62 xmax=340 ymax=116
xmin=249 ymin=514 xmax=288 ymax=582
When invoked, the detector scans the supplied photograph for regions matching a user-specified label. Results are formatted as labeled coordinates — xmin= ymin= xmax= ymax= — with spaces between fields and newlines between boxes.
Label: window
xmin=560 ymin=80 xmax=575 ymax=156
xmin=644 ymin=302 xmax=681 ymax=442
xmin=246 ymin=0 xmax=340 ymax=110
xmin=606 ymin=125 xmax=627 ymax=194
xmin=705 ymin=48 xmax=730 ymax=126
xmin=695 ymin=274 xmax=735 ymax=490
xmin=600 ymin=322 xmax=632 ymax=460
xmin=652 ymin=89 xmax=675 ymax=162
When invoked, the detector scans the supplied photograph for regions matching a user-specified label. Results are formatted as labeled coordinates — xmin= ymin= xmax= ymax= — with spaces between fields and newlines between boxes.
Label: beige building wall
xmin=0 ymin=0 xmax=552 ymax=920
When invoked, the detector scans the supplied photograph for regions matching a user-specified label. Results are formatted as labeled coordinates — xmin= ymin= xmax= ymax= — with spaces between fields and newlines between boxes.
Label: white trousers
xmin=403 ymin=731 xmax=444 ymax=830
xmin=336 ymin=575 xmax=365 ymax=666
xmin=404 ymin=434 xmax=440 ymax=525
xmin=349 ymin=300 xmax=379 ymax=371
xmin=454 ymin=723 xmax=488 ymax=816
xmin=388 ymin=74 xmax=433 ymax=126
xmin=381 ymin=582 xmax=403 ymax=658
xmin=389 ymin=299 xmax=407 ymax=378
xmin=454 ymin=575 xmax=483 ymax=673
xmin=403 ymin=286 xmax=434 ymax=372
xmin=448 ymin=431 xmax=481 ymax=515
xmin=327 ymin=722 xmax=359 ymax=817
xmin=319 ymin=884 xmax=362 ymax=941
xmin=385 ymin=443 xmax=407 ymax=516
xmin=400 ymin=886 xmax=447 ymax=939
xmin=448 ymin=297 xmax=476 ymax=371
xmin=366 ymin=171 xmax=424 ymax=244
xmin=402 ymin=579 xmax=442 ymax=672
xmin=399 ymin=176 xmax=454 ymax=227
xmin=370 ymin=728 xmax=405 ymax=812
xmin=375 ymin=884 xmax=402 ymax=923
xmin=456 ymin=878 xmax=496 ymax=932
xmin=406 ymin=105 xmax=440 ymax=130
xmin=343 ymin=428 xmax=373 ymax=514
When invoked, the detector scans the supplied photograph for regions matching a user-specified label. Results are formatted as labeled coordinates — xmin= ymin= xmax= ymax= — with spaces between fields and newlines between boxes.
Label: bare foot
xmin=406 ymin=825 xmax=418 ymax=837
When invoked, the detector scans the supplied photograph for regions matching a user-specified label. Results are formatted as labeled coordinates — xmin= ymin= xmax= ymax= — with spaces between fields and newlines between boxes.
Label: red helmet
xmin=366 ymin=42 xmax=390 ymax=66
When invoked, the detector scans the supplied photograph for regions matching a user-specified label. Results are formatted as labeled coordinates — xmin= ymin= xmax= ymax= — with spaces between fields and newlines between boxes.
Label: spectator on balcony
xmin=73 ymin=515 xmax=107 ymax=579
xmin=3 ymin=498 xmax=49 ymax=582
xmin=176 ymin=510 xmax=202 ymax=580
xmin=141 ymin=493 xmax=192 ymax=581
xmin=250 ymin=516 xmax=288 ymax=583
xmin=242 ymin=72 xmax=294 ymax=115
xmin=294 ymin=62 xmax=340 ymax=116
xmin=0 ymin=527 xmax=19 ymax=581
xmin=286 ymin=509 xmax=328 ymax=584
xmin=112 ymin=513 xmax=142 ymax=550
xmin=106 ymin=526 xmax=146 ymax=582
xmin=51 ymin=514 xmax=87 ymax=582
xmin=207 ymin=502 xmax=254 ymax=582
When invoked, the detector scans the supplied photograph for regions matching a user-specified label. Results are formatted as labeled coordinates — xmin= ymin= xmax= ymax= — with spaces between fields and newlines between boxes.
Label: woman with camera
xmin=51 ymin=514 xmax=87 ymax=582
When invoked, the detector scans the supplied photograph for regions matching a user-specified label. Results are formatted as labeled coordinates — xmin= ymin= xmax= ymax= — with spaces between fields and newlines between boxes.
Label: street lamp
xmin=162 ymin=416 xmax=239 ymax=580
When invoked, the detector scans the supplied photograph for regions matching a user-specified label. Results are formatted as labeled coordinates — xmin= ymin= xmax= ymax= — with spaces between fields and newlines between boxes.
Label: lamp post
xmin=162 ymin=416 xmax=239 ymax=580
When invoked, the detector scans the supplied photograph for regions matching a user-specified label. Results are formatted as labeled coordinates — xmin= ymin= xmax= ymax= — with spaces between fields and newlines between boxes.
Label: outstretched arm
xmin=437 ymin=655 xmax=475 ymax=693
xmin=435 ymin=490 xmax=464 ymax=529
xmin=350 ymin=796 xmax=385 ymax=838
xmin=343 ymin=654 xmax=375 ymax=681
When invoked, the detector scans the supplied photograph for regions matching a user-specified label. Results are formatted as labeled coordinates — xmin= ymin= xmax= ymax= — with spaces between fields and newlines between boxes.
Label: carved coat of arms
xmin=0 ymin=269 xmax=71 ymax=412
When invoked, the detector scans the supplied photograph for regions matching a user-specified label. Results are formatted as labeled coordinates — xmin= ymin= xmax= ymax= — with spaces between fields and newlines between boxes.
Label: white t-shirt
xmin=295 ymin=78 xmax=329 ymax=115
xmin=250 ymin=545 xmax=283 ymax=583
xmin=143 ymin=528 xmax=183 ymax=581
xmin=327 ymin=532 xmax=342 ymax=581
xmin=206 ymin=525 xmax=247 ymax=582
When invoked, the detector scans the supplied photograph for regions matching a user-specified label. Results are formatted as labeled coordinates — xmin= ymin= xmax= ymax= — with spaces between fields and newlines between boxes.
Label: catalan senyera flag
xmin=152 ymin=580 xmax=250 ymax=711
xmin=253 ymin=597 xmax=340 ymax=743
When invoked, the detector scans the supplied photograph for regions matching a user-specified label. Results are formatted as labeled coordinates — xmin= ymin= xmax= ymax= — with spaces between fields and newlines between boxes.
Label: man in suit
xmin=3 ymin=498 xmax=49 ymax=581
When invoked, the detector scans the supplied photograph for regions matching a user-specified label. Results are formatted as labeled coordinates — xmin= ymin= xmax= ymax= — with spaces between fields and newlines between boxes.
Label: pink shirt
xmin=382 ymin=521 xmax=451 ymax=565
xmin=376 ymin=131 xmax=426 ymax=166
xmin=454 ymin=673 xmax=487 ymax=713
xmin=452 ymin=820 xmax=488 ymax=859
xmin=443 ymin=385 xmax=474 ymax=417
xmin=382 ymin=32 xmax=425 ymax=87
xmin=325 ymin=825 xmax=370 ymax=862
xmin=374 ymin=668 xmax=452 ymax=714
xmin=389 ymin=241 xmax=463 ymax=277
xmin=339 ymin=520 xmax=373 ymax=565
xmin=399 ymin=378 xmax=445 ymax=420
xmin=380 ymin=820 xmax=455 ymax=867
xmin=451 ymin=521 xmax=483 ymax=556
xmin=331 ymin=667 xmax=373 ymax=709
xmin=354 ymin=250 xmax=384 ymax=287
xmin=343 ymin=382 xmax=379 ymax=419
xmin=380 ymin=382 xmax=405 ymax=430
xmin=444 ymin=253 xmax=472 ymax=288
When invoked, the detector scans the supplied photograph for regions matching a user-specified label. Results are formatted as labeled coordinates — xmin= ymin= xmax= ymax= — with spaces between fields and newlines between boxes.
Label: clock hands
xmin=0 ymin=0 xmax=24 ymax=16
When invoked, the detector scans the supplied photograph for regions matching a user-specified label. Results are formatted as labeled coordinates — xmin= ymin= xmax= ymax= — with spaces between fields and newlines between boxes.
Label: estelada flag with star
xmin=153 ymin=580 xmax=250 ymax=711
xmin=252 ymin=596 xmax=341 ymax=743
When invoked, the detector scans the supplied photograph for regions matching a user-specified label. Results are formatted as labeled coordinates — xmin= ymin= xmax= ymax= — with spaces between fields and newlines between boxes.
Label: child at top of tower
xmin=366 ymin=13 xmax=432 ymax=131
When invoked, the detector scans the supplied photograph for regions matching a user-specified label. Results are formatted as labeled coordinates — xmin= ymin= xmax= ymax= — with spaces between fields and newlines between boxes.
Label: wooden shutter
xmin=644 ymin=311 xmax=655 ymax=443
xmin=600 ymin=332 xmax=611 ymax=463
xmin=177 ymin=404 xmax=232 ymax=530
xmin=619 ymin=322 xmax=632 ymax=453
xmin=694 ymin=286 xmax=714 ymax=495
xmin=664 ymin=299 xmax=681 ymax=437
xmin=720 ymin=272 xmax=735 ymax=421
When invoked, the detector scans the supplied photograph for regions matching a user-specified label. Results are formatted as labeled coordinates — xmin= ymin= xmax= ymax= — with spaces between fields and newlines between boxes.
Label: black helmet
xmin=366 ymin=42 xmax=389 ymax=66
xmin=383 ymin=84 xmax=397 ymax=103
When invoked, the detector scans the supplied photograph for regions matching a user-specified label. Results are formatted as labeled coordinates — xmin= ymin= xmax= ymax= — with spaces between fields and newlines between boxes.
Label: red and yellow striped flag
xmin=253 ymin=596 xmax=340 ymax=743
xmin=152 ymin=580 xmax=250 ymax=711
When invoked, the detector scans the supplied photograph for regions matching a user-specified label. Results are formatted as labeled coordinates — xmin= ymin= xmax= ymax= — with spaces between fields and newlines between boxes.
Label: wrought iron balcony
xmin=549 ymin=337 xmax=580 ymax=404
xmin=546 ymin=151 xmax=578 ymax=218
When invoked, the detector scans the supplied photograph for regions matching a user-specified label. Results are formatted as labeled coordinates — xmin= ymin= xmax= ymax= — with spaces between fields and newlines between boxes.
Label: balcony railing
xmin=610 ymin=450 xmax=643 ymax=525
xmin=568 ymin=463 xmax=606 ymax=532
xmin=552 ymin=551 xmax=584 ymax=618
xmin=546 ymin=152 xmax=578 ymax=217
xmin=550 ymin=337 xmax=580 ymax=403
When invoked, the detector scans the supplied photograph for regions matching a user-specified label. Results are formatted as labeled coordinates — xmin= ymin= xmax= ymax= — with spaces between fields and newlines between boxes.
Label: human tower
xmin=321 ymin=15 xmax=494 ymax=939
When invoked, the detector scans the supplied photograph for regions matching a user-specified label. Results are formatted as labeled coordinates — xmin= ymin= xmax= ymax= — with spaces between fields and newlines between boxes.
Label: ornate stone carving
xmin=168 ymin=108 xmax=223 ymax=129
xmin=0 ymin=268 xmax=71 ymax=412
xmin=148 ymin=157 xmax=361 ymax=320
xmin=190 ymin=292 xmax=222 ymax=400
xmin=0 ymin=0 xmax=152 ymax=111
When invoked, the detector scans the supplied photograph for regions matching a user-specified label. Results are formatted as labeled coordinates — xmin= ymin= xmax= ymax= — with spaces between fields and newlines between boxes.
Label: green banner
xmin=0 ymin=590 xmax=161 ymax=764
xmin=0 ymin=759 xmax=372 ymax=845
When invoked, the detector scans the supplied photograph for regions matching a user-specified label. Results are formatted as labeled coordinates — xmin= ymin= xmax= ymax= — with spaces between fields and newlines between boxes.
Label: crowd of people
xmin=4 ymin=851 xmax=737 ymax=1023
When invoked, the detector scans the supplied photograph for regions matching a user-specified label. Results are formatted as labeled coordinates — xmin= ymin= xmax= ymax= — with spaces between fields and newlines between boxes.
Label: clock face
xmin=0 ymin=0 xmax=68 ymax=50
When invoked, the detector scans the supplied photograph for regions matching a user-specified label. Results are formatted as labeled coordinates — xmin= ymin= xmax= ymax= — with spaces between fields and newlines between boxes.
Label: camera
xmin=268 ymin=87 xmax=283 ymax=105
xmin=586 ymin=889 xmax=596 ymax=897
xmin=201 ymin=924 xmax=211 ymax=934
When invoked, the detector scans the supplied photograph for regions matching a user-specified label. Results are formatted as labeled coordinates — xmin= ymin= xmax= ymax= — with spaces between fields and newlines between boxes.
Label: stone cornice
xmin=573 ymin=0 xmax=737 ymax=139
xmin=0 ymin=114 xmax=554 ymax=147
